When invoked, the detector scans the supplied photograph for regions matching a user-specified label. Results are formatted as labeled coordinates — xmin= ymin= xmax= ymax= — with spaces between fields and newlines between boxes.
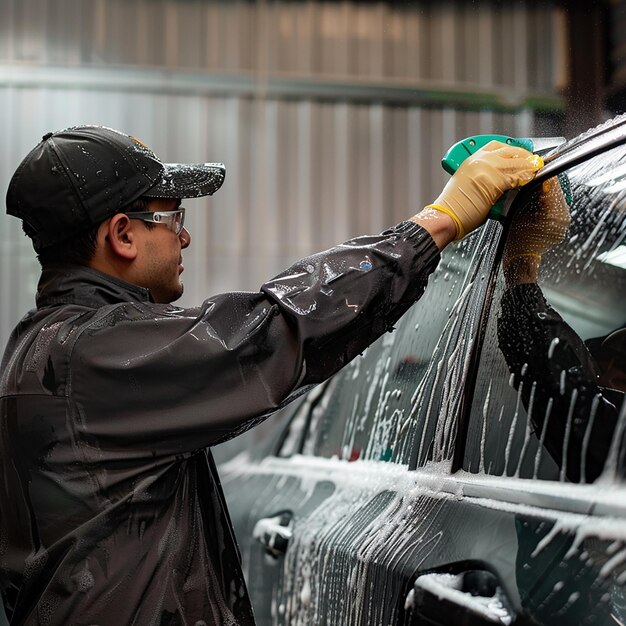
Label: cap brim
xmin=144 ymin=162 xmax=226 ymax=198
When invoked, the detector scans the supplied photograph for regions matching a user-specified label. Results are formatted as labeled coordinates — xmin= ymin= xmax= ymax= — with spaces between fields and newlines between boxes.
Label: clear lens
xmin=172 ymin=209 xmax=185 ymax=234
xmin=126 ymin=208 xmax=185 ymax=235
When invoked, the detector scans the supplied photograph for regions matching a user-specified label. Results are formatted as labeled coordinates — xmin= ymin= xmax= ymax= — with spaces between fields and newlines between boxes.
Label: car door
xmin=220 ymin=116 xmax=626 ymax=626
xmin=453 ymin=121 xmax=626 ymax=625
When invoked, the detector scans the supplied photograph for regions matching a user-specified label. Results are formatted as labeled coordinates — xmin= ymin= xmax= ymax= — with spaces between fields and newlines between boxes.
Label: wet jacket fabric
xmin=0 ymin=221 xmax=439 ymax=625
xmin=498 ymin=283 xmax=622 ymax=483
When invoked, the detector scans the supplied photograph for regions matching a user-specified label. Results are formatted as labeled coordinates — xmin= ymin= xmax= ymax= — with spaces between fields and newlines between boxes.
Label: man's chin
xmin=169 ymin=283 xmax=184 ymax=303
xmin=153 ymin=283 xmax=184 ymax=305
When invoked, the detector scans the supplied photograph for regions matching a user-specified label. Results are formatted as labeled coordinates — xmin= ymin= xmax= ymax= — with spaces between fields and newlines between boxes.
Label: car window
xmin=279 ymin=221 xmax=503 ymax=467
xmin=463 ymin=141 xmax=626 ymax=483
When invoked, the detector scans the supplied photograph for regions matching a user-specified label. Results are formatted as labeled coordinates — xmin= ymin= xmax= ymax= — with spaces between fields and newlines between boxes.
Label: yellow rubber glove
xmin=426 ymin=140 xmax=544 ymax=240
xmin=503 ymin=176 xmax=571 ymax=267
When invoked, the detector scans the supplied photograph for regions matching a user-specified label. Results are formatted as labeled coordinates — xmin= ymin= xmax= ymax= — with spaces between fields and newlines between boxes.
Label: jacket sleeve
xmin=497 ymin=283 xmax=620 ymax=482
xmin=69 ymin=221 xmax=440 ymax=453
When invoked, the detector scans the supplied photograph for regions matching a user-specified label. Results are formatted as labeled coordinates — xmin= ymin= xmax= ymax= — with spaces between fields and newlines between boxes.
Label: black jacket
xmin=0 ymin=221 xmax=439 ymax=625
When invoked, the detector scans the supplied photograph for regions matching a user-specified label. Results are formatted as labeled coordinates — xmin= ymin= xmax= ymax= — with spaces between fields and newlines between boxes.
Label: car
xmin=218 ymin=116 xmax=626 ymax=626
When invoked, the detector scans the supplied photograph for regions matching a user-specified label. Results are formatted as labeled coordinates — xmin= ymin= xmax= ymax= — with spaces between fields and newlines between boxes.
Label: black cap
xmin=6 ymin=125 xmax=226 ymax=251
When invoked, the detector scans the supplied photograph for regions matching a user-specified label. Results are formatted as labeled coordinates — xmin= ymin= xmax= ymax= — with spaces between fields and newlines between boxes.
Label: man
xmin=0 ymin=125 xmax=541 ymax=625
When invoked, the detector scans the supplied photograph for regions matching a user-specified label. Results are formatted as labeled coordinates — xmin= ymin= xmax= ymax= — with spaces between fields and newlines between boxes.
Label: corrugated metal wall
xmin=0 ymin=0 xmax=565 ymax=346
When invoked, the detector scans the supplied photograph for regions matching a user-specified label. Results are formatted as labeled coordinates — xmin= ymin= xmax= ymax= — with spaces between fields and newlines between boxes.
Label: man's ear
xmin=101 ymin=214 xmax=138 ymax=261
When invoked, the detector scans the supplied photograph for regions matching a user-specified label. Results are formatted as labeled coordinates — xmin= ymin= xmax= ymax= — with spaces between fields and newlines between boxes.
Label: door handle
xmin=406 ymin=566 xmax=525 ymax=626
xmin=253 ymin=511 xmax=294 ymax=558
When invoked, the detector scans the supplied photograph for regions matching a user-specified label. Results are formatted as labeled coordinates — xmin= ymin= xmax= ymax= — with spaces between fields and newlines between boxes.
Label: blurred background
xmin=1 ymin=0 xmax=624 ymax=346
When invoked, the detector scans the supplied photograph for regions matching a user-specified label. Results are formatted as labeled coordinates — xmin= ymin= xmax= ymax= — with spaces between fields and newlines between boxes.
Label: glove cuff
xmin=424 ymin=203 xmax=465 ymax=241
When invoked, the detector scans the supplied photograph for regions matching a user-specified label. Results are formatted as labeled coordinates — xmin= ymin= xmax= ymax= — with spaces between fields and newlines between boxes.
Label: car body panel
xmin=220 ymin=115 xmax=626 ymax=626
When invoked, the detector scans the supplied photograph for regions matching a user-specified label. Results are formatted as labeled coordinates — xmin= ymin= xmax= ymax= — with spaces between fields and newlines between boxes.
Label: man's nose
xmin=180 ymin=226 xmax=191 ymax=248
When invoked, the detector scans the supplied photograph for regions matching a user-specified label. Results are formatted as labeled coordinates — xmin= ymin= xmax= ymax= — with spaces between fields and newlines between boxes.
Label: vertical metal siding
xmin=0 ymin=0 xmax=562 ymax=346
xmin=0 ymin=0 xmax=564 ymax=84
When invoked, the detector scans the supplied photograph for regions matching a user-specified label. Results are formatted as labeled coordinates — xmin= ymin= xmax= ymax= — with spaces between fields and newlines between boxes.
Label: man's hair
xmin=32 ymin=197 xmax=153 ymax=268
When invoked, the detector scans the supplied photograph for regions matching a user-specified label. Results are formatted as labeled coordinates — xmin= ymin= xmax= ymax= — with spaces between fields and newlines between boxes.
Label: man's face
xmin=134 ymin=198 xmax=191 ymax=304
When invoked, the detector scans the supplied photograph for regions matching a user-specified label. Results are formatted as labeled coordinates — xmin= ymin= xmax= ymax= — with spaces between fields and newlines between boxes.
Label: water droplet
xmin=73 ymin=568 xmax=95 ymax=592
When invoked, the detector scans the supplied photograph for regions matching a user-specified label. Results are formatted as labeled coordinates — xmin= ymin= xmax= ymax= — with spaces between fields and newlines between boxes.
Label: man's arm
xmin=70 ymin=142 xmax=543 ymax=453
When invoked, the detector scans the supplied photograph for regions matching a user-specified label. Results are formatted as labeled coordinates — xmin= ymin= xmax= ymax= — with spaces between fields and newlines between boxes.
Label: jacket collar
xmin=36 ymin=264 xmax=153 ymax=309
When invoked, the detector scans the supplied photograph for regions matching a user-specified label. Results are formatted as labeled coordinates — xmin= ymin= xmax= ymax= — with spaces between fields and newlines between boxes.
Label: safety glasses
xmin=125 ymin=208 xmax=186 ymax=235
